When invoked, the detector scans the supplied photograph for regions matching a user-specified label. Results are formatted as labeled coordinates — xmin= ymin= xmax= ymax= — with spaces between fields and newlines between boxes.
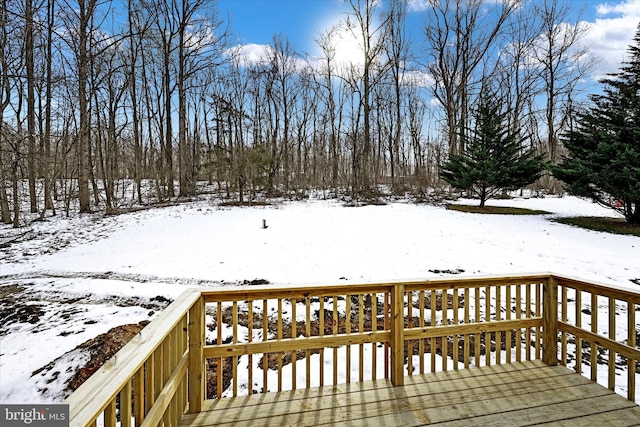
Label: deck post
xmin=542 ymin=277 xmax=558 ymax=366
xmin=390 ymin=283 xmax=405 ymax=386
xmin=188 ymin=295 xmax=205 ymax=413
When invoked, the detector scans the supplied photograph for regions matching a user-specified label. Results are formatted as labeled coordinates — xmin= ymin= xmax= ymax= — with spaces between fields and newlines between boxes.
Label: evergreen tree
xmin=439 ymin=93 xmax=545 ymax=208
xmin=554 ymin=24 xmax=640 ymax=224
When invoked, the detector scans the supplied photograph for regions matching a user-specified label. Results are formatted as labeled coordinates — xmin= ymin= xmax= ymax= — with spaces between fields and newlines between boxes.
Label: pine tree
xmin=439 ymin=93 xmax=545 ymax=208
xmin=554 ymin=24 xmax=640 ymax=224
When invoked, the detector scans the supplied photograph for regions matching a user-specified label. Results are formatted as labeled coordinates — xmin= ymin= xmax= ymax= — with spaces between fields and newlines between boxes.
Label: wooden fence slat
xmin=248 ymin=301 xmax=253 ymax=395
xmin=359 ymin=294 xmax=365 ymax=381
xmin=608 ymin=296 xmax=616 ymax=391
xmin=318 ymin=297 xmax=324 ymax=387
xmin=232 ymin=301 xmax=238 ymax=397
xmin=291 ymin=297 xmax=296 ymax=391
xmin=431 ymin=289 xmax=437 ymax=372
xmin=591 ymin=293 xmax=598 ymax=381
xmin=628 ymin=301 xmax=636 ymax=402
xmin=371 ymin=293 xmax=377 ymax=380
xmin=319 ymin=296 xmax=325 ymax=386
xmin=505 ymin=285 xmax=512 ymax=364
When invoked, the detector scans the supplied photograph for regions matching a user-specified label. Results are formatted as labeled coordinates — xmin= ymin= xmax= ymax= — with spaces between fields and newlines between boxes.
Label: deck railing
xmin=64 ymin=273 xmax=640 ymax=427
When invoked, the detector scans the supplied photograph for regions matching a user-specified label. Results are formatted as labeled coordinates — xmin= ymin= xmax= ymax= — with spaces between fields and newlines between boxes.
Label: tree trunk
xmin=25 ymin=0 xmax=37 ymax=213
xmin=77 ymin=0 xmax=95 ymax=213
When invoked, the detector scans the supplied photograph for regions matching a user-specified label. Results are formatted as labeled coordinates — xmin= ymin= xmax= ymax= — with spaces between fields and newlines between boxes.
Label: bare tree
xmin=0 ymin=0 xmax=14 ymax=223
xmin=346 ymin=0 xmax=391 ymax=198
xmin=315 ymin=27 xmax=343 ymax=195
xmin=532 ymin=0 xmax=593 ymax=166
xmin=423 ymin=0 xmax=516 ymax=156
xmin=384 ymin=0 xmax=410 ymax=189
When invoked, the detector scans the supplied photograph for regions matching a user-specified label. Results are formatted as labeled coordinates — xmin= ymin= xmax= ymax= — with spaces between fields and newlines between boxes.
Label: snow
xmin=1 ymin=194 xmax=639 ymax=405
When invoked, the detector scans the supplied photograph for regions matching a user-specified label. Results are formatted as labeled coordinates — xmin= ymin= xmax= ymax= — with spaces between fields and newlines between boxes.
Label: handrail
xmin=64 ymin=274 xmax=640 ymax=427
xmin=64 ymin=289 xmax=202 ymax=427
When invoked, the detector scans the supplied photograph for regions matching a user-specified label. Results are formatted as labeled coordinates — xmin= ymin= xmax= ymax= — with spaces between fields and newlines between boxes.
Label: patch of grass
xmin=552 ymin=216 xmax=640 ymax=237
xmin=446 ymin=204 xmax=550 ymax=215
xmin=218 ymin=200 xmax=272 ymax=207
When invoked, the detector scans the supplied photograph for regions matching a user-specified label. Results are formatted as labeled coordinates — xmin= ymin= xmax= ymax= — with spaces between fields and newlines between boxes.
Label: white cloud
xmin=227 ymin=43 xmax=311 ymax=73
xmin=226 ymin=43 xmax=272 ymax=66
xmin=583 ymin=0 xmax=640 ymax=78
xmin=407 ymin=0 xmax=430 ymax=12
xmin=401 ymin=69 xmax=435 ymax=88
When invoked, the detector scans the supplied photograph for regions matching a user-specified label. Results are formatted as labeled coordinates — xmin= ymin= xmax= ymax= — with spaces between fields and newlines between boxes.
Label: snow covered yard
xmin=1 ymin=194 xmax=639 ymax=404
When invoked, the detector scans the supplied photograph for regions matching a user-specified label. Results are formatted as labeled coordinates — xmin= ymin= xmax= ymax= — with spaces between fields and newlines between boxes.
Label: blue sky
xmin=218 ymin=0 xmax=640 ymax=81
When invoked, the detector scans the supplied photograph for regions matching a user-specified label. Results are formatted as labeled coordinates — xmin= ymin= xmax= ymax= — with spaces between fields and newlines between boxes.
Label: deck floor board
xmin=179 ymin=361 xmax=640 ymax=427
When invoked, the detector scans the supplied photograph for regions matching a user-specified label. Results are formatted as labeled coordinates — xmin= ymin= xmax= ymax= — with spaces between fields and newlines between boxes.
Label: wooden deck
xmin=180 ymin=360 xmax=640 ymax=427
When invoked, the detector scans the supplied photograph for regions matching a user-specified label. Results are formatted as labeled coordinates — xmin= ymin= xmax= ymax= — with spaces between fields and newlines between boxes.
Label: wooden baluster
xmin=233 ymin=301 xmax=238 ymax=396
xmin=431 ymin=289 xmax=437 ymax=372
xmin=591 ymin=292 xmax=598 ymax=382
xmin=495 ymin=286 xmax=501 ymax=365
xmin=515 ymin=284 xmax=522 ymax=363
xmin=320 ymin=296 xmax=325 ymax=386
xmin=608 ymin=296 xmax=615 ymax=391
xmin=214 ymin=302 xmax=223 ymax=399
xmin=505 ymin=285 xmax=512 ymax=364
xmin=371 ymin=293 xmax=377 ymax=380
xmin=407 ymin=290 xmax=413 ymax=375
xmin=628 ymin=301 xmax=636 ymax=401
xmin=291 ymin=297 xmax=297 ymax=390
xmin=334 ymin=295 xmax=339 ymax=385
xmin=144 ymin=357 xmax=154 ymax=414
xmin=575 ymin=289 xmax=582 ymax=375
xmin=346 ymin=294 xmax=352 ymax=383
xmin=453 ymin=288 xmax=459 ymax=370
xmin=419 ymin=290 xmax=425 ymax=374
xmin=464 ymin=288 xmax=470 ymax=368
xmin=262 ymin=299 xmax=268 ymax=393
xmin=104 ymin=399 xmax=116 ymax=427
xmin=133 ymin=367 xmax=144 ymax=426
xmin=277 ymin=298 xmax=283 ymax=392
xmin=248 ymin=301 xmax=253 ymax=395
xmin=485 ymin=286 xmax=491 ymax=367
xmin=121 ymin=381 xmax=132 ymax=427
xmin=162 ymin=336 xmax=171 ymax=426
xmin=153 ymin=346 xmax=162 ymax=408
xmin=526 ymin=284 xmax=532 ymax=361
xmin=170 ymin=326 xmax=179 ymax=425
xmin=475 ymin=287 xmax=481 ymax=367
xmin=561 ymin=286 xmax=568 ymax=366
xmin=536 ymin=282 xmax=542 ymax=359
xmin=385 ymin=292 xmax=390 ymax=379
xmin=359 ymin=293 xmax=365 ymax=381
xmin=306 ymin=296 xmax=311 ymax=389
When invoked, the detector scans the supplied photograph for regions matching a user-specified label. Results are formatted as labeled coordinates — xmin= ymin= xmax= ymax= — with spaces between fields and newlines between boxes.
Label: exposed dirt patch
xmin=0 ymin=284 xmax=45 ymax=335
xmin=32 ymin=322 xmax=150 ymax=394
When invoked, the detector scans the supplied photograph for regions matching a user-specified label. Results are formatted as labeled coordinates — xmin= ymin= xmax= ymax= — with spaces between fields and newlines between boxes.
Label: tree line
xmin=0 ymin=0 xmax=597 ymax=226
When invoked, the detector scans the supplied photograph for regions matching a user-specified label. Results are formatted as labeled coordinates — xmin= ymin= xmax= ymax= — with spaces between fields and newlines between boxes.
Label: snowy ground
xmin=1 ymin=194 xmax=639 ymax=404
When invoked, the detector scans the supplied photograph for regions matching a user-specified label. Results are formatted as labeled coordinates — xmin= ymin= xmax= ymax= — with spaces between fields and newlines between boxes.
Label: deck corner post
xmin=390 ymin=283 xmax=405 ymax=386
xmin=188 ymin=294 xmax=205 ymax=413
xmin=542 ymin=277 xmax=558 ymax=366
